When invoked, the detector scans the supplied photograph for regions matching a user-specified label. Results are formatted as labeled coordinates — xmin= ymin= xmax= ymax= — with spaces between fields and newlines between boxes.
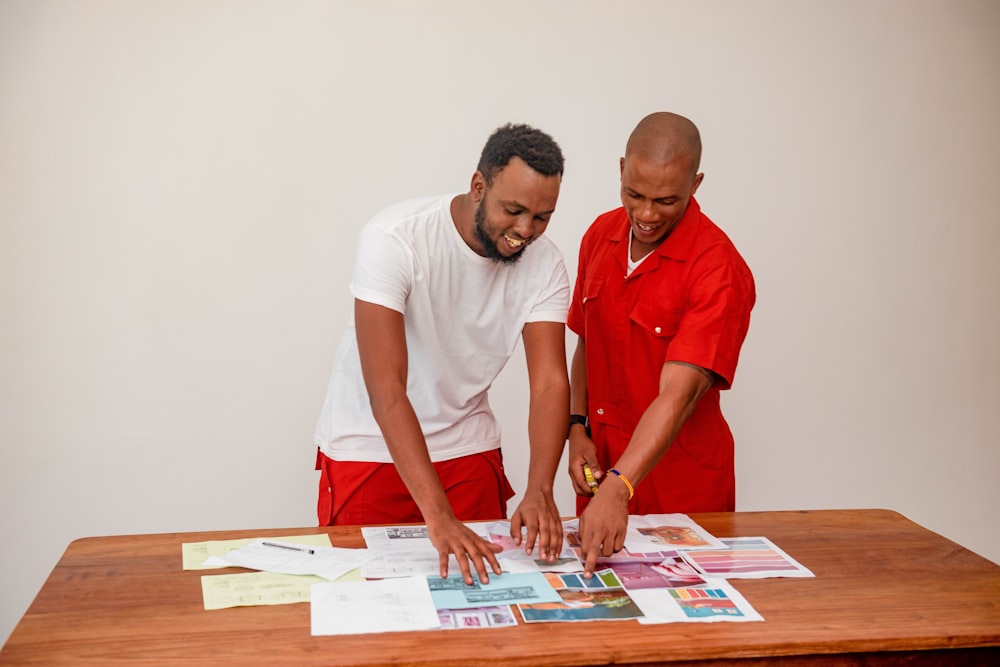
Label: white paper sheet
xmin=204 ymin=539 xmax=376 ymax=581
xmin=361 ymin=522 xmax=491 ymax=552
xmin=679 ymin=536 xmax=815 ymax=578
xmin=631 ymin=577 xmax=764 ymax=623
xmin=623 ymin=514 xmax=726 ymax=553
xmin=485 ymin=521 xmax=583 ymax=573
xmin=310 ymin=576 xmax=441 ymax=635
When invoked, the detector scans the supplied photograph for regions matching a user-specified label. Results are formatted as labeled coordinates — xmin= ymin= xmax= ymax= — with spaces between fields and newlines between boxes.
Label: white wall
xmin=2 ymin=0 xmax=997 ymax=644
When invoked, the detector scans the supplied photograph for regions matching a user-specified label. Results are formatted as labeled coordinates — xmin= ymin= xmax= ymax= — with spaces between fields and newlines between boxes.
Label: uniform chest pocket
xmin=629 ymin=302 xmax=683 ymax=338
xmin=581 ymin=277 xmax=604 ymax=306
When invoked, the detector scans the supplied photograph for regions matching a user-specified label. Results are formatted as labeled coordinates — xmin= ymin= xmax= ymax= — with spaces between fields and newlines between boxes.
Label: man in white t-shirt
xmin=314 ymin=124 xmax=570 ymax=584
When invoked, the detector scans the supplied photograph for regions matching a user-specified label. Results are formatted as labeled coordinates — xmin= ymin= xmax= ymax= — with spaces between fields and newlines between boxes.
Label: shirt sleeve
xmin=567 ymin=226 xmax=593 ymax=336
xmin=525 ymin=247 xmax=571 ymax=324
xmin=349 ymin=221 xmax=412 ymax=313
xmin=666 ymin=247 xmax=756 ymax=389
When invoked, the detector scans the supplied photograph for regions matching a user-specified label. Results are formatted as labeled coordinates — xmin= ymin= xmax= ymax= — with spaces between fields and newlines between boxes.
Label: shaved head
xmin=624 ymin=112 xmax=702 ymax=177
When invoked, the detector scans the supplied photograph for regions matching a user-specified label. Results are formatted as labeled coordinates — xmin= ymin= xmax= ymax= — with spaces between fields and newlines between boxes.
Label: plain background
xmin=2 ymin=0 xmax=998 ymax=644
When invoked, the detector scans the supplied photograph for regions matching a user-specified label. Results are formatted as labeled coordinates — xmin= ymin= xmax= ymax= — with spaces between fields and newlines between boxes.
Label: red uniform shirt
xmin=568 ymin=197 xmax=755 ymax=513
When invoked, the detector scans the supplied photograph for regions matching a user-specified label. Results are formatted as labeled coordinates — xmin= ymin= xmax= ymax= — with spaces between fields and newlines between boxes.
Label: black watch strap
xmin=568 ymin=414 xmax=590 ymax=438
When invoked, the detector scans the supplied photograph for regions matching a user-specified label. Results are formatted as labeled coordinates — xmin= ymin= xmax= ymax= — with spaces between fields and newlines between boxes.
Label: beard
xmin=474 ymin=198 xmax=523 ymax=265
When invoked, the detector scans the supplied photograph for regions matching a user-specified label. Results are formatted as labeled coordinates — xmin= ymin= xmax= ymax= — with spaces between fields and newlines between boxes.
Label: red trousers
xmin=316 ymin=449 xmax=515 ymax=526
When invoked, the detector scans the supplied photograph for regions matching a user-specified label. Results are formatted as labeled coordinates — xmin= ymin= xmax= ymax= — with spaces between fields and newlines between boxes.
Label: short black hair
xmin=476 ymin=123 xmax=564 ymax=185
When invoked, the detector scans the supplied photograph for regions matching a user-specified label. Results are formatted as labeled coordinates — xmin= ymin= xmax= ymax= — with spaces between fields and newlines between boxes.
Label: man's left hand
xmin=509 ymin=490 xmax=563 ymax=562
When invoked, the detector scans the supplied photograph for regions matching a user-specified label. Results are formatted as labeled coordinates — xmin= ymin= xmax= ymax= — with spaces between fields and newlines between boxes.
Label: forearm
xmin=524 ymin=378 xmax=570 ymax=496
xmin=569 ymin=337 xmax=588 ymax=417
xmin=521 ymin=321 xmax=570 ymax=498
xmin=370 ymin=391 xmax=454 ymax=521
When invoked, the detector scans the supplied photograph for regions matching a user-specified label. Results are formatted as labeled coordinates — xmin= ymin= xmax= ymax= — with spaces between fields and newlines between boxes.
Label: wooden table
xmin=2 ymin=509 xmax=998 ymax=666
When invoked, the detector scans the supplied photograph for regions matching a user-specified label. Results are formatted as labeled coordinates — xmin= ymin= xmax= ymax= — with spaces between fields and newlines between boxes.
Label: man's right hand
xmin=426 ymin=513 xmax=503 ymax=585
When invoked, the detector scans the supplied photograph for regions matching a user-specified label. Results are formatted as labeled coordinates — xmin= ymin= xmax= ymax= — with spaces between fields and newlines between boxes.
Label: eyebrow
xmin=499 ymin=199 xmax=556 ymax=215
xmin=625 ymin=188 xmax=678 ymax=202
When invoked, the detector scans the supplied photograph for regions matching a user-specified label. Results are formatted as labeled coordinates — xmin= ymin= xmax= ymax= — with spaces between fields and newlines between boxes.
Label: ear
xmin=619 ymin=157 xmax=625 ymax=179
xmin=470 ymin=171 xmax=486 ymax=202
xmin=691 ymin=172 xmax=705 ymax=196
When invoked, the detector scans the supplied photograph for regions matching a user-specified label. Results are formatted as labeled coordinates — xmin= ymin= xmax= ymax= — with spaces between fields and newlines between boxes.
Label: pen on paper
xmin=262 ymin=541 xmax=315 ymax=555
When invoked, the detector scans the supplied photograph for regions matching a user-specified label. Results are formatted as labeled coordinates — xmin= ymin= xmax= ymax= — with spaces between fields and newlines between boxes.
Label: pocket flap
xmin=629 ymin=302 xmax=682 ymax=337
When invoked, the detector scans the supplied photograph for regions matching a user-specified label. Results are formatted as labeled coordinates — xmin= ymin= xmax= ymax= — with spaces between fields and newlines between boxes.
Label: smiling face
xmin=620 ymin=153 xmax=703 ymax=259
xmin=470 ymin=156 xmax=560 ymax=264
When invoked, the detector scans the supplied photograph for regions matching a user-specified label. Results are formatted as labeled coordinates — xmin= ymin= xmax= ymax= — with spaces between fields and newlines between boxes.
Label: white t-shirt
xmin=314 ymin=193 xmax=570 ymax=463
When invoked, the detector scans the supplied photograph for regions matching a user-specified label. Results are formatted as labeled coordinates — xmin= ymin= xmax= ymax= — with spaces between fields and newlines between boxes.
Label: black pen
xmin=261 ymin=541 xmax=315 ymax=555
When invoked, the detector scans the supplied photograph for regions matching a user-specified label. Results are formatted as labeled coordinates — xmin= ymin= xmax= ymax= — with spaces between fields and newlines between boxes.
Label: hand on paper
xmin=509 ymin=488 xmax=563 ymax=562
xmin=426 ymin=513 xmax=502 ymax=585
xmin=577 ymin=479 xmax=630 ymax=577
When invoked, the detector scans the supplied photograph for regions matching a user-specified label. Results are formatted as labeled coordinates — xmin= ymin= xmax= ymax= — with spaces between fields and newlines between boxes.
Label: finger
xmin=614 ymin=528 xmax=627 ymax=554
xmin=483 ymin=543 xmax=503 ymax=575
xmin=439 ymin=551 xmax=450 ymax=580
xmin=456 ymin=553 xmax=475 ymax=586
xmin=522 ymin=522 xmax=539 ymax=556
xmin=601 ymin=535 xmax=616 ymax=557
xmin=469 ymin=550 xmax=491 ymax=585
xmin=509 ymin=513 xmax=524 ymax=547
xmin=583 ymin=542 xmax=600 ymax=578
xmin=569 ymin=465 xmax=586 ymax=495
xmin=574 ymin=464 xmax=598 ymax=496
xmin=537 ymin=515 xmax=559 ymax=561
xmin=548 ymin=519 xmax=565 ymax=561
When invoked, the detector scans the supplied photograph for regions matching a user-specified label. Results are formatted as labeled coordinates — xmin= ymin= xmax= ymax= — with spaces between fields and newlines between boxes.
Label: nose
xmin=635 ymin=201 xmax=657 ymax=223
xmin=513 ymin=214 xmax=534 ymax=239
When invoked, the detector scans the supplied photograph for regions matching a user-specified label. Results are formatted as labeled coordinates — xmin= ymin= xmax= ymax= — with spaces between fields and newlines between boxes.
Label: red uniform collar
xmin=607 ymin=196 xmax=703 ymax=263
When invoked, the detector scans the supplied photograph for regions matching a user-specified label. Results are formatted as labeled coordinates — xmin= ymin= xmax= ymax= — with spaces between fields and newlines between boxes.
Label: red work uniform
xmin=568 ymin=197 xmax=755 ymax=514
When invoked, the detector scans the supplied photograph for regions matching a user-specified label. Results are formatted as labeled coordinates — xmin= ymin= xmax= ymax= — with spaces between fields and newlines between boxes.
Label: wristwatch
xmin=568 ymin=414 xmax=590 ymax=437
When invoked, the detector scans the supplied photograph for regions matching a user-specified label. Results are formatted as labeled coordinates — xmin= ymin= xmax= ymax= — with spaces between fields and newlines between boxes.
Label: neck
xmin=450 ymin=193 xmax=478 ymax=252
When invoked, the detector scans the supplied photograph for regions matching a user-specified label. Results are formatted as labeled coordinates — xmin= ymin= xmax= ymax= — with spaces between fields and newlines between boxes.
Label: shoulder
xmin=577 ymin=207 xmax=627 ymax=260
xmin=367 ymin=194 xmax=451 ymax=232
xmin=691 ymin=212 xmax=752 ymax=274
xmin=579 ymin=207 xmax=627 ymax=249
xmin=585 ymin=207 xmax=628 ymax=237
xmin=524 ymin=234 xmax=566 ymax=265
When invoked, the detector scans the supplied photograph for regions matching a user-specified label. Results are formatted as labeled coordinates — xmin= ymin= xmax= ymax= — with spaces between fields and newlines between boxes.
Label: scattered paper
xmin=201 ymin=571 xmax=325 ymax=610
xmin=203 ymin=539 xmax=377 ymax=581
xmin=438 ymin=605 xmax=517 ymax=629
xmin=427 ymin=571 xmax=561 ymax=610
xmin=361 ymin=522 xmax=491 ymax=552
xmin=679 ymin=537 xmax=814 ymax=579
xmin=182 ymin=534 xmax=333 ymax=570
xmin=623 ymin=514 xmax=726 ymax=553
xmin=311 ymin=576 xmax=441 ymax=635
xmin=486 ymin=521 xmax=582 ymax=573
xmin=519 ymin=569 xmax=644 ymax=623
xmin=363 ymin=551 xmax=464 ymax=579
xmin=631 ymin=578 xmax=764 ymax=623
xmin=601 ymin=553 xmax=707 ymax=589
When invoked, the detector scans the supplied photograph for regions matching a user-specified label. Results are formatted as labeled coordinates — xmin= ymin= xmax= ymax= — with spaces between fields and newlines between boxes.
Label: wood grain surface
xmin=2 ymin=509 xmax=998 ymax=666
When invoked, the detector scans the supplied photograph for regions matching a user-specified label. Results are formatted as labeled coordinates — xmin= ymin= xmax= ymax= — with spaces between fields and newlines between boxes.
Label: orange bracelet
xmin=608 ymin=468 xmax=634 ymax=499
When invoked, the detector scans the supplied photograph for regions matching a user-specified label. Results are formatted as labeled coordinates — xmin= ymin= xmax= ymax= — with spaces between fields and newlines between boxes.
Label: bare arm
xmin=567 ymin=336 xmax=601 ymax=495
xmin=577 ymin=360 xmax=713 ymax=576
xmin=509 ymin=321 xmax=570 ymax=561
xmin=354 ymin=299 xmax=501 ymax=584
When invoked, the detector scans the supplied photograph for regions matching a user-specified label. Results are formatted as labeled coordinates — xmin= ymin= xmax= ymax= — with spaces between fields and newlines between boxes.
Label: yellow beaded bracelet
xmin=608 ymin=468 xmax=634 ymax=500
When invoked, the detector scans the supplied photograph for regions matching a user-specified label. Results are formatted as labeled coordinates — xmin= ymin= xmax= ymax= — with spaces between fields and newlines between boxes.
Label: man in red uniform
xmin=567 ymin=112 xmax=755 ymax=575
